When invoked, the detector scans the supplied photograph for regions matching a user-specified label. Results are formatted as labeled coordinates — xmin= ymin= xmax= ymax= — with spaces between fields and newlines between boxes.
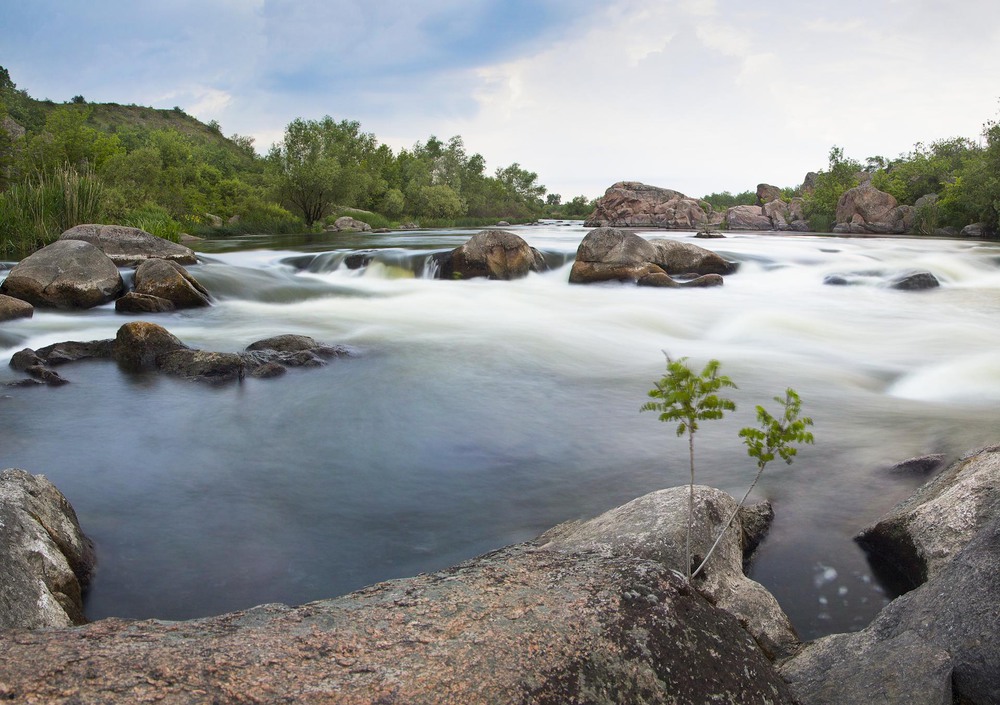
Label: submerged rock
xmin=60 ymin=224 xmax=197 ymax=266
xmin=432 ymin=229 xmax=547 ymax=280
xmin=0 ymin=469 xmax=95 ymax=629
xmin=888 ymin=271 xmax=940 ymax=290
xmin=0 ymin=487 xmax=795 ymax=704
xmin=0 ymin=240 xmax=124 ymax=309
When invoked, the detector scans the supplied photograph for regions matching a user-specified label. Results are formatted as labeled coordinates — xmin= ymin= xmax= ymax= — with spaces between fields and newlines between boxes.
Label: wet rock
xmin=885 ymin=454 xmax=947 ymax=476
xmin=569 ymin=228 xmax=725 ymax=288
xmin=60 ymin=224 xmax=197 ymax=266
xmin=0 ymin=240 xmax=124 ymax=309
xmin=648 ymin=238 xmax=739 ymax=275
xmin=9 ymin=348 xmax=44 ymax=371
xmin=0 ymin=293 xmax=33 ymax=321
xmin=888 ymin=271 xmax=940 ymax=290
xmin=115 ymin=291 xmax=177 ymax=314
xmin=246 ymin=334 xmax=351 ymax=359
xmin=132 ymin=258 xmax=211 ymax=308
xmin=113 ymin=320 xmax=188 ymax=371
xmin=35 ymin=339 xmax=115 ymax=364
xmin=0 ymin=490 xmax=795 ymax=704
xmin=332 ymin=216 xmax=372 ymax=232
xmin=542 ymin=486 xmax=798 ymax=660
xmin=823 ymin=274 xmax=853 ymax=286
xmin=156 ymin=349 xmax=245 ymax=384
xmin=24 ymin=365 xmax=69 ymax=386
xmin=433 ymin=229 xmax=547 ymax=280
xmin=584 ymin=181 xmax=710 ymax=229
xmin=784 ymin=446 xmax=1000 ymax=704
xmin=0 ymin=469 xmax=95 ymax=629
xmin=343 ymin=251 xmax=376 ymax=269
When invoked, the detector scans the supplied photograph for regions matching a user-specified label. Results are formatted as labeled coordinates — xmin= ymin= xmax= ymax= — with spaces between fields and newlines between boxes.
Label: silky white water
xmin=2 ymin=223 xmax=998 ymax=639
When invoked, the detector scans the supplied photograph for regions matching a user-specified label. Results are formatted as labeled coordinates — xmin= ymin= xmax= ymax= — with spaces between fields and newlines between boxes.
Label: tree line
xmin=0 ymin=67 xmax=593 ymax=258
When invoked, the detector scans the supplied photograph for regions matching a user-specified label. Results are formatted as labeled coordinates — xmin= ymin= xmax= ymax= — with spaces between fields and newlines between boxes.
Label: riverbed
xmin=2 ymin=222 xmax=998 ymax=640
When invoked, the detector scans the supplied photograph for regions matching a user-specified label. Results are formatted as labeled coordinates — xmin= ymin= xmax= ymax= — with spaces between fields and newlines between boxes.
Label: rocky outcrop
xmin=129 ymin=258 xmax=211 ymax=309
xmin=0 ymin=486 xmax=796 ymax=704
xmin=431 ymin=229 xmax=547 ymax=280
xmin=0 ymin=240 xmax=124 ymax=309
xmin=725 ymin=204 xmax=775 ymax=231
xmin=569 ymin=228 xmax=730 ymax=288
xmin=833 ymin=183 xmax=915 ymax=234
xmin=782 ymin=446 xmax=1000 ymax=704
xmin=584 ymin=182 xmax=711 ymax=229
xmin=60 ymin=224 xmax=197 ymax=266
xmin=10 ymin=322 xmax=353 ymax=386
xmin=756 ymin=183 xmax=782 ymax=205
xmin=329 ymin=216 xmax=372 ymax=232
xmin=0 ymin=469 xmax=95 ymax=629
xmin=0 ymin=293 xmax=32 ymax=321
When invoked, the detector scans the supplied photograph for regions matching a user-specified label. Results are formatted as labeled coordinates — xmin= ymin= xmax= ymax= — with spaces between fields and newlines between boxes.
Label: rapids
xmin=2 ymin=223 xmax=999 ymax=640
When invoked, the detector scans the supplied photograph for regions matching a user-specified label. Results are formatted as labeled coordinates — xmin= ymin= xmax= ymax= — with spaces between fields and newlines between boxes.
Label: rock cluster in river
xmin=569 ymin=227 xmax=735 ymax=287
xmin=7 ymin=322 xmax=354 ymax=386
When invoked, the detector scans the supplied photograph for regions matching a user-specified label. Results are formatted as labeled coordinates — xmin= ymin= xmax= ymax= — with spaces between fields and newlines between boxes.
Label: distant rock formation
xmin=724 ymin=198 xmax=809 ymax=232
xmin=833 ymin=183 xmax=914 ymax=234
xmin=584 ymin=182 xmax=712 ymax=229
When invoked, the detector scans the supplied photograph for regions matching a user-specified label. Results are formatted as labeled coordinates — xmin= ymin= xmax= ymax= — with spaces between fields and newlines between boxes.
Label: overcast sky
xmin=4 ymin=0 xmax=1000 ymax=200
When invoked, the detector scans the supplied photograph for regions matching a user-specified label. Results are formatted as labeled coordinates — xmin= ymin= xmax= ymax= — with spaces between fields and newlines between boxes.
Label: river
xmin=2 ymin=222 xmax=999 ymax=641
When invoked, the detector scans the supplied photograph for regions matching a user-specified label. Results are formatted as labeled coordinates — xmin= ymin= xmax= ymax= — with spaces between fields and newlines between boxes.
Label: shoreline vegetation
xmin=4 ymin=64 xmax=1000 ymax=260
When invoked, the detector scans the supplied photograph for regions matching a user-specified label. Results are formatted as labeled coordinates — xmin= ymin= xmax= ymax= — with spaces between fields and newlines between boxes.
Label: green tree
xmin=803 ymin=146 xmax=863 ymax=231
xmin=692 ymin=389 xmax=813 ymax=579
xmin=642 ymin=355 xmax=737 ymax=582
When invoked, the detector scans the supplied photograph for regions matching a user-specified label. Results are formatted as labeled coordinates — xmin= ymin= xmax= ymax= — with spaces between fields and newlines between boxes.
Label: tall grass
xmin=0 ymin=165 xmax=105 ymax=259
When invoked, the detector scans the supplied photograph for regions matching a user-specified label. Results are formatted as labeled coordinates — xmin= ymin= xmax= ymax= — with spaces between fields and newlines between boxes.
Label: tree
xmin=691 ymin=389 xmax=813 ymax=579
xmin=803 ymin=146 xmax=862 ymax=231
xmin=641 ymin=355 xmax=737 ymax=582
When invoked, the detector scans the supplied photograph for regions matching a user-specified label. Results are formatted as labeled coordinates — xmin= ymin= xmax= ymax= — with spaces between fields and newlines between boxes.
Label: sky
xmin=4 ymin=0 xmax=1000 ymax=201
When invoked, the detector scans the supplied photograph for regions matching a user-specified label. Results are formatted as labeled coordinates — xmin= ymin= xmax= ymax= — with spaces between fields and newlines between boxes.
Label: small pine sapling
xmin=692 ymin=388 xmax=814 ymax=579
xmin=641 ymin=353 xmax=737 ymax=582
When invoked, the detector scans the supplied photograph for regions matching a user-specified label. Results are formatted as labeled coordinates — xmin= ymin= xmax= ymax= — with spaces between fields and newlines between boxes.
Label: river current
xmin=2 ymin=223 xmax=999 ymax=640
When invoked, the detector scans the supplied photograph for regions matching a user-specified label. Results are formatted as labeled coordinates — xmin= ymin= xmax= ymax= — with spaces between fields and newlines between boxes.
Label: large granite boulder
xmin=0 ymin=293 xmax=32 ymax=321
xmin=0 ymin=240 xmax=124 ymax=309
xmin=60 ymin=224 xmax=197 ymax=266
xmin=569 ymin=228 xmax=726 ymax=288
xmin=432 ymin=229 xmax=547 ymax=280
xmin=130 ymin=258 xmax=211 ymax=309
xmin=542 ymin=486 xmax=798 ymax=660
xmin=585 ymin=182 xmax=710 ymax=229
xmin=0 ymin=469 xmax=95 ymax=629
xmin=725 ymin=204 xmax=775 ymax=231
xmin=756 ymin=183 xmax=782 ymax=205
xmin=835 ymin=183 xmax=914 ymax=234
xmin=782 ymin=446 xmax=1000 ymax=704
xmin=0 ymin=488 xmax=796 ymax=704
xmin=113 ymin=320 xmax=188 ymax=371
xmin=647 ymin=238 xmax=739 ymax=275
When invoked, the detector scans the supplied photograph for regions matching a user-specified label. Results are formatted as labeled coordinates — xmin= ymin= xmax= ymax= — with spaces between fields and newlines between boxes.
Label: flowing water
xmin=2 ymin=223 xmax=999 ymax=641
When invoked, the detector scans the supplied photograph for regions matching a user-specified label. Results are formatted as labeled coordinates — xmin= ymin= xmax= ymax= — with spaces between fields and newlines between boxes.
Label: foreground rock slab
xmin=782 ymin=446 xmax=1000 ymax=704
xmin=0 ymin=469 xmax=95 ymax=629
xmin=0 ymin=489 xmax=795 ymax=704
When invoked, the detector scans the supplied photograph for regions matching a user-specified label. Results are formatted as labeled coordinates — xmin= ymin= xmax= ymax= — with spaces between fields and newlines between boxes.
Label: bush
xmin=121 ymin=203 xmax=182 ymax=241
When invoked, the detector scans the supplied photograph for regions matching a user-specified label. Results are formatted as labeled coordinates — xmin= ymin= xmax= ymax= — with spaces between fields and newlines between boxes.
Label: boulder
xmin=0 ymin=488 xmax=796 ymax=704
xmin=333 ymin=216 xmax=372 ymax=232
xmin=541 ymin=487 xmax=798 ymax=660
xmin=888 ymin=271 xmax=940 ymax=291
xmin=243 ymin=334 xmax=353 ymax=372
xmin=205 ymin=213 xmax=224 ymax=228
xmin=647 ymin=238 xmax=739 ymax=275
xmin=584 ymin=182 xmax=710 ymax=229
xmin=884 ymin=454 xmax=947 ymax=476
xmin=835 ymin=183 xmax=910 ymax=233
xmin=0 ymin=469 xmax=95 ymax=629
xmin=34 ymin=339 xmax=114 ymax=364
xmin=432 ymin=229 xmax=547 ymax=280
xmin=0 ymin=240 xmax=124 ymax=309
xmin=725 ymin=204 xmax=774 ymax=230
xmin=60 ymin=224 xmax=197 ymax=266
xmin=115 ymin=292 xmax=176 ymax=314
xmin=569 ymin=228 xmax=725 ymax=288
xmin=113 ymin=321 xmax=188 ymax=371
xmin=800 ymin=172 xmax=819 ymax=193
xmin=0 ymin=293 xmax=33 ymax=321
xmin=156 ymin=349 xmax=246 ymax=384
xmin=961 ymin=222 xmax=988 ymax=237
xmin=245 ymin=334 xmax=351 ymax=359
xmin=761 ymin=200 xmax=792 ymax=230
xmin=756 ymin=183 xmax=782 ymax=205
xmin=131 ymin=258 xmax=211 ymax=309
xmin=782 ymin=446 xmax=1000 ymax=704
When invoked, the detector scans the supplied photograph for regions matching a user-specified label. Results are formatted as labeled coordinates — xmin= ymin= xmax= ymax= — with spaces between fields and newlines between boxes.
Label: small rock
xmin=115 ymin=292 xmax=177 ymax=314
xmin=889 ymin=271 xmax=940 ymax=291
xmin=0 ymin=294 xmax=33 ymax=321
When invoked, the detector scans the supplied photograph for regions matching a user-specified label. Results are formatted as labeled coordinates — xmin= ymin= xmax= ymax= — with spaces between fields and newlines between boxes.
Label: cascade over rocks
xmin=569 ymin=228 xmax=731 ymax=288
xmin=0 ymin=486 xmax=796 ymax=704
xmin=60 ymin=224 xmax=197 ymax=266
xmin=0 ymin=239 xmax=124 ymax=309
xmin=584 ymin=182 xmax=711 ymax=229
xmin=0 ymin=469 xmax=95 ymax=629
xmin=431 ymin=229 xmax=547 ymax=280
xmin=782 ymin=446 xmax=1000 ymax=704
